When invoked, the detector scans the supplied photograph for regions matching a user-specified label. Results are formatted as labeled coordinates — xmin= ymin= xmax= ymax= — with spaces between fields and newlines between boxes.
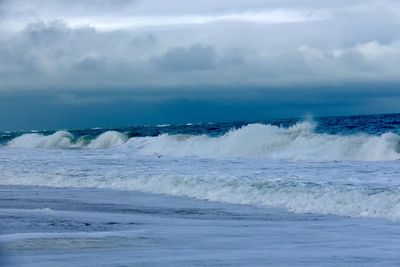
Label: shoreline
xmin=1 ymin=185 xmax=400 ymax=266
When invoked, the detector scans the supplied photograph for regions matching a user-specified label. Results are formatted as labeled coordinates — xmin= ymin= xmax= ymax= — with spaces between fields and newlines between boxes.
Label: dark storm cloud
xmin=1 ymin=18 xmax=400 ymax=90
xmin=0 ymin=0 xmax=399 ymax=129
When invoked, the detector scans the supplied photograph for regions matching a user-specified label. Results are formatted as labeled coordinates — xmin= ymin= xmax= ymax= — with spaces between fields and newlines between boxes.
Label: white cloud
xmin=63 ymin=10 xmax=327 ymax=31
xmin=298 ymin=41 xmax=400 ymax=81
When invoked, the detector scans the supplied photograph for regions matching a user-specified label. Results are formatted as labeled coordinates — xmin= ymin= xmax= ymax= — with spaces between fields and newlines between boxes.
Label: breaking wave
xmin=86 ymin=131 xmax=128 ymax=149
xmin=5 ymin=121 xmax=400 ymax=160
xmin=132 ymin=121 xmax=400 ymax=161
xmin=7 ymin=131 xmax=127 ymax=149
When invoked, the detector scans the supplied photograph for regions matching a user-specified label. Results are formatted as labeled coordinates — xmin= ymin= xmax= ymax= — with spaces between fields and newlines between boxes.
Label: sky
xmin=0 ymin=0 xmax=400 ymax=130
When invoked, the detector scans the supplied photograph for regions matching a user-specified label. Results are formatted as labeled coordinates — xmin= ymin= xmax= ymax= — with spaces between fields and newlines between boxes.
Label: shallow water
xmin=1 ymin=186 xmax=400 ymax=266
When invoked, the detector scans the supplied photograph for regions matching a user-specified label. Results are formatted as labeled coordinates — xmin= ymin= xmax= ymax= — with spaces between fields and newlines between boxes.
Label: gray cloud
xmin=0 ymin=0 xmax=399 ymax=91
xmin=154 ymin=45 xmax=216 ymax=72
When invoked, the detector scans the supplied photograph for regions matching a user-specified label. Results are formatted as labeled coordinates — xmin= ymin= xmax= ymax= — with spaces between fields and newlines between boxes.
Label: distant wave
xmin=5 ymin=121 xmax=400 ymax=161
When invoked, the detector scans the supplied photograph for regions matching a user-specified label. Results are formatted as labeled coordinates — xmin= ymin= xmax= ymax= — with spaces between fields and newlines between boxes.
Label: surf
xmin=4 ymin=120 xmax=400 ymax=161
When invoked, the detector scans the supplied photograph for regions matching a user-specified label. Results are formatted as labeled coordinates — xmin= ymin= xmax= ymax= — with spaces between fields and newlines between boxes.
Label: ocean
xmin=1 ymin=113 xmax=400 ymax=266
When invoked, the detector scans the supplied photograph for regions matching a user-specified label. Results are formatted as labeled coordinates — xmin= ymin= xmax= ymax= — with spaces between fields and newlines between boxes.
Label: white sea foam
xmin=2 ymin=172 xmax=400 ymax=221
xmin=7 ymin=131 xmax=128 ymax=149
xmin=87 ymin=131 xmax=128 ymax=149
xmin=133 ymin=121 xmax=400 ymax=161
xmin=7 ymin=131 xmax=78 ymax=149
xmin=5 ymin=121 xmax=400 ymax=160
xmin=2 ymin=120 xmax=400 ymax=220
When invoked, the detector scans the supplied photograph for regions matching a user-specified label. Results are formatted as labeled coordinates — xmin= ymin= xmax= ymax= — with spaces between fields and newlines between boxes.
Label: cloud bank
xmin=0 ymin=0 xmax=399 ymax=91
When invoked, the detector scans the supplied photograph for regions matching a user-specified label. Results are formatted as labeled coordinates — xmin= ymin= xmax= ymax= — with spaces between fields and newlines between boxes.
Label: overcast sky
xmin=0 ymin=0 xmax=399 ymax=130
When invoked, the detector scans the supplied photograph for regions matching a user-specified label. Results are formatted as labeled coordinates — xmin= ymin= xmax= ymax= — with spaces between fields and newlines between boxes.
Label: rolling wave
xmin=132 ymin=121 xmax=400 ymax=161
xmin=5 ymin=121 xmax=400 ymax=161
xmin=7 ymin=131 xmax=127 ymax=149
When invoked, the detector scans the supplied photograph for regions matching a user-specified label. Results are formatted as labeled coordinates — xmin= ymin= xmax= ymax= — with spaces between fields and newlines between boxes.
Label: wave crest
xmin=7 ymin=131 xmax=77 ymax=149
xmin=8 ymin=131 xmax=128 ymax=149
xmin=134 ymin=121 xmax=400 ymax=161
xmin=87 ymin=131 xmax=128 ymax=149
xmin=6 ymin=121 xmax=400 ymax=161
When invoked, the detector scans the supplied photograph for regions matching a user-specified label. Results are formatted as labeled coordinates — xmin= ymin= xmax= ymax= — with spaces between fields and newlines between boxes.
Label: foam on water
xmin=2 ymin=170 xmax=400 ymax=221
xmin=131 ymin=121 xmax=400 ymax=161
xmin=5 ymin=121 xmax=400 ymax=161
xmin=7 ymin=131 xmax=79 ymax=149
xmin=2 ymin=116 xmax=400 ymax=221
xmin=7 ymin=131 xmax=127 ymax=149
xmin=86 ymin=131 xmax=128 ymax=149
